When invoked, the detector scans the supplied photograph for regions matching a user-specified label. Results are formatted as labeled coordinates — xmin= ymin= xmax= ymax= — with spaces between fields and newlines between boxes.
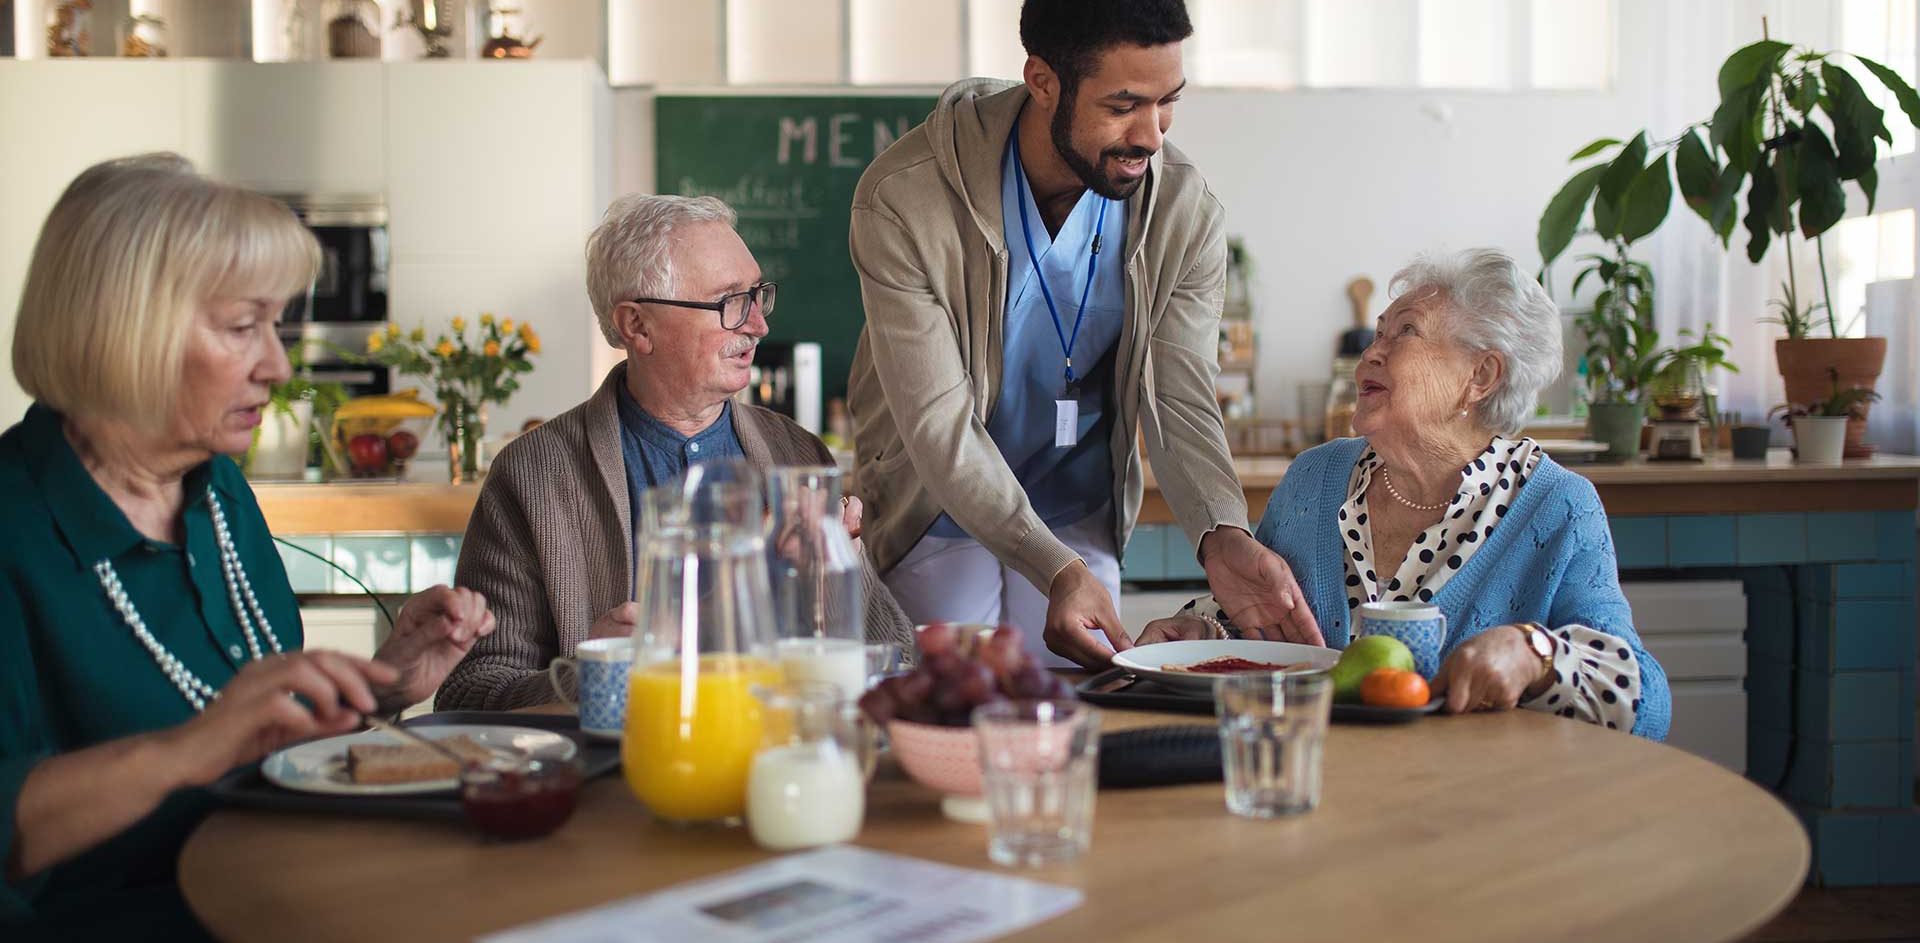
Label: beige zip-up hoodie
xmin=847 ymin=78 xmax=1249 ymax=594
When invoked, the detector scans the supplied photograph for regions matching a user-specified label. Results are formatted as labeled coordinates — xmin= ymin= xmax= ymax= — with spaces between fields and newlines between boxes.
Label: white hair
xmin=585 ymin=194 xmax=737 ymax=347
xmin=1389 ymin=248 xmax=1563 ymax=435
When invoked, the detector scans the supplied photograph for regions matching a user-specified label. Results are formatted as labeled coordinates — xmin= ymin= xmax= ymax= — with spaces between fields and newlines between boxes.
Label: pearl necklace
xmin=1379 ymin=467 xmax=1454 ymax=512
xmin=92 ymin=484 xmax=284 ymax=711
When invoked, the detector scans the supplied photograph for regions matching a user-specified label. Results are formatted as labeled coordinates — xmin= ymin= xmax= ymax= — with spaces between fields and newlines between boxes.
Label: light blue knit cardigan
xmin=1254 ymin=438 xmax=1671 ymax=740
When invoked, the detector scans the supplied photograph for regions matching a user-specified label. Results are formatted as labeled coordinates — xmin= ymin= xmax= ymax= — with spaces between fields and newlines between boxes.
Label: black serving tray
xmin=209 ymin=711 xmax=621 ymax=820
xmin=1075 ymin=668 xmax=1444 ymax=724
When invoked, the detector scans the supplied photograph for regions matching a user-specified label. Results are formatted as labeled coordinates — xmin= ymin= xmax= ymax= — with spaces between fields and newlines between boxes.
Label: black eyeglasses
xmin=630 ymin=281 xmax=777 ymax=331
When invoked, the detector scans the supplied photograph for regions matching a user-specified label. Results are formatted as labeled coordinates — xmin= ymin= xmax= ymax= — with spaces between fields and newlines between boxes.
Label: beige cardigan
xmin=846 ymin=79 xmax=1249 ymax=594
xmin=436 ymin=364 xmax=914 ymax=711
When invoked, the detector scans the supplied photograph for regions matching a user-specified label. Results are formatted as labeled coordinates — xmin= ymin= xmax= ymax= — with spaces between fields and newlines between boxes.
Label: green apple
xmin=1329 ymin=635 xmax=1416 ymax=703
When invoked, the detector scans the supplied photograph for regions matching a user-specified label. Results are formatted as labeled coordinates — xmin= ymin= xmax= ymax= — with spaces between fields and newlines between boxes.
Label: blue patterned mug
xmin=549 ymin=637 xmax=634 ymax=739
xmin=1357 ymin=601 xmax=1448 ymax=679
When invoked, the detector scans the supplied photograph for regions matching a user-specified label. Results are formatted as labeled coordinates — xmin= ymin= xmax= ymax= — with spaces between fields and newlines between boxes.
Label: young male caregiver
xmin=846 ymin=0 xmax=1322 ymax=669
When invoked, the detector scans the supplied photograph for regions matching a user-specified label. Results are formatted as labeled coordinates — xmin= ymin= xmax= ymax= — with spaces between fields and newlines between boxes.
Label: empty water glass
xmin=1215 ymin=672 xmax=1332 ymax=818
xmin=863 ymin=641 xmax=904 ymax=689
xmin=971 ymin=699 xmax=1101 ymax=868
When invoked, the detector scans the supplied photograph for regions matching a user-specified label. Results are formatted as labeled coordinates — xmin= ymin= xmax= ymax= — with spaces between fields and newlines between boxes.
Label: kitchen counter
xmin=1137 ymin=449 xmax=1920 ymax=523
xmin=253 ymin=450 xmax=1920 ymax=536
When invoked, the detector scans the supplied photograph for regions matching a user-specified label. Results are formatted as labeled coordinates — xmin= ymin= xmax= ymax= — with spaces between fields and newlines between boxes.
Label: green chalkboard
xmin=656 ymin=94 xmax=939 ymax=398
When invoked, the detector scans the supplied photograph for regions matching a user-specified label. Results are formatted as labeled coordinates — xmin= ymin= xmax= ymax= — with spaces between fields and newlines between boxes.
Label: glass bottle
xmin=746 ymin=681 xmax=864 ymax=851
xmin=47 ymin=1 xmax=93 ymax=57
xmin=1324 ymin=356 xmax=1361 ymax=440
xmin=766 ymin=466 xmax=866 ymax=701
xmin=622 ymin=460 xmax=780 ymax=825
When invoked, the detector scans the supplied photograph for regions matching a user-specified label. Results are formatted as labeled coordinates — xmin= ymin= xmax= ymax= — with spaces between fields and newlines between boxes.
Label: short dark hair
xmin=1019 ymin=0 xmax=1193 ymax=94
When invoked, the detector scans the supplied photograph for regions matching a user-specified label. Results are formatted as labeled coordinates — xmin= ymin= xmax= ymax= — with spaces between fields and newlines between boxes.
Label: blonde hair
xmin=12 ymin=153 xmax=320 ymax=431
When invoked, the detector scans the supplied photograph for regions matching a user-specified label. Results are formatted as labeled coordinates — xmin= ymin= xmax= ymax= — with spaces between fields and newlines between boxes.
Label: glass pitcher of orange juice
xmin=623 ymin=462 xmax=780 ymax=825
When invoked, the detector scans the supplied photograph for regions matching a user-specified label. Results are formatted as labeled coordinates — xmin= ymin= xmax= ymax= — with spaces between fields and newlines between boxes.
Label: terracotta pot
xmin=1775 ymin=337 xmax=1887 ymax=458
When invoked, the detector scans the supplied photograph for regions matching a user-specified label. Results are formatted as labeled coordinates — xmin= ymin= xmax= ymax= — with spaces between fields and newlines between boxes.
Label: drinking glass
xmin=767 ymin=466 xmax=867 ymax=701
xmin=747 ymin=681 xmax=864 ymax=851
xmin=1215 ymin=672 xmax=1333 ymax=818
xmin=971 ymin=700 xmax=1101 ymax=868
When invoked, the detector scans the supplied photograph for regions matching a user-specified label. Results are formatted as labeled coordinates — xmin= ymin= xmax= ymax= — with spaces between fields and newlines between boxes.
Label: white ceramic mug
xmin=548 ymin=637 xmax=635 ymax=739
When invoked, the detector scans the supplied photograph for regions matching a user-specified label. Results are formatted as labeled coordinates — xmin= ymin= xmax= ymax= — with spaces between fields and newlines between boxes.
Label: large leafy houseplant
xmin=1540 ymin=26 xmax=1920 ymax=455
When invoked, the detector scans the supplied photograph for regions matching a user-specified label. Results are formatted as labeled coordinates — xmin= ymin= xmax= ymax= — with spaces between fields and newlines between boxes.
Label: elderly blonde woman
xmin=435 ymin=194 xmax=913 ymax=711
xmin=1145 ymin=249 xmax=1669 ymax=739
xmin=0 ymin=155 xmax=495 ymax=938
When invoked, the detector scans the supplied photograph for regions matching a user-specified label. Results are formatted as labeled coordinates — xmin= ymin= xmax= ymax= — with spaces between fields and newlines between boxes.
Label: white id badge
xmin=1054 ymin=400 xmax=1079 ymax=447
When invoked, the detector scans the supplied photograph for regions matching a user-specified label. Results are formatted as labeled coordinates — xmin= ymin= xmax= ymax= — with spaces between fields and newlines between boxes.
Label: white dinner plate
xmin=1112 ymin=639 xmax=1339 ymax=693
xmin=261 ymin=724 xmax=579 ymax=796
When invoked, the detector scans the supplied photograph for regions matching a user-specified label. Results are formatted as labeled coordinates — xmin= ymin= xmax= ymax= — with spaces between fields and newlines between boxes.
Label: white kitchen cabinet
xmin=384 ymin=60 xmax=606 ymax=265
xmin=188 ymin=61 xmax=386 ymax=194
xmin=1623 ymin=580 xmax=1749 ymax=772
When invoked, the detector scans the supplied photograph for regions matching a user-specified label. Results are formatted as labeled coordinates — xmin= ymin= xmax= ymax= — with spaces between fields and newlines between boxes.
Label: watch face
xmin=1528 ymin=626 xmax=1553 ymax=658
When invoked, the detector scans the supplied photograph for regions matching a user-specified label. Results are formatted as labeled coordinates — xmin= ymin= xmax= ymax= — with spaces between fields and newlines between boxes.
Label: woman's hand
xmin=168 ymin=651 xmax=399 ymax=786
xmin=1429 ymin=625 xmax=1552 ymax=714
xmin=1135 ymin=615 xmax=1217 ymax=645
xmin=373 ymin=585 xmax=495 ymax=711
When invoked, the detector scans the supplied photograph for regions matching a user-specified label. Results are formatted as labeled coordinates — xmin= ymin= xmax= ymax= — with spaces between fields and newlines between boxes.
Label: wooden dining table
xmin=179 ymin=706 xmax=1808 ymax=943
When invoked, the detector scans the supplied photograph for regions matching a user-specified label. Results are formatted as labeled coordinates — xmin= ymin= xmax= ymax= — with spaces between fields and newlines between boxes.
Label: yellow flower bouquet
xmin=362 ymin=313 xmax=541 ymax=480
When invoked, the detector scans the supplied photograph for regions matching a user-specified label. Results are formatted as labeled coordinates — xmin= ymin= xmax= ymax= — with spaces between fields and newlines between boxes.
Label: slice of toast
xmin=345 ymin=734 xmax=493 ymax=785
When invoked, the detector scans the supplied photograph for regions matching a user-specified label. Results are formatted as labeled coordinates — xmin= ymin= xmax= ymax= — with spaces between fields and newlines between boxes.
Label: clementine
xmin=1359 ymin=668 xmax=1430 ymax=709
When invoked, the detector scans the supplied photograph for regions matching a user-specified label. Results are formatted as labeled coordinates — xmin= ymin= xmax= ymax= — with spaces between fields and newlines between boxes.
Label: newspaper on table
xmin=480 ymin=845 xmax=1084 ymax=943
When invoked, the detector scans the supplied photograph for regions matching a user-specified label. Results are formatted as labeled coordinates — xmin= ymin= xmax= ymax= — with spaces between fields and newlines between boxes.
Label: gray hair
xmin=1389 ymin=248 xmax=1563 ymax=435
xmin=586 ymin=193 xmax=737 ymax=347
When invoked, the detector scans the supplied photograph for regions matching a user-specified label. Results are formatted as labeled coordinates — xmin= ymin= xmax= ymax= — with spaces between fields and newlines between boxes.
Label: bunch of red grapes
xmin=859 ymin=623 xmax=1076 ymax=728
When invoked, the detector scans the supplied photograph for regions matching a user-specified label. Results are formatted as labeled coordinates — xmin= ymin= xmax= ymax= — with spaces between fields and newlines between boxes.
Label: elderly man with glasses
xmin=436 ymin=194 xmax=913 ymax=710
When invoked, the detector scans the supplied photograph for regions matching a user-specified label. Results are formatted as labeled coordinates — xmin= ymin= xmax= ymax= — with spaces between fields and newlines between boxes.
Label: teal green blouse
xmin=0 ymin=404 xmax=304 ymax=937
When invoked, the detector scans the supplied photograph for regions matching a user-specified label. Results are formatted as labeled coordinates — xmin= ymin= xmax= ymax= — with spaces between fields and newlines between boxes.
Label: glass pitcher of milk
xmin=766 ymin=466 xmax=867 ymax=699
xmin=747 ymin=681 xmax=865 ymax=851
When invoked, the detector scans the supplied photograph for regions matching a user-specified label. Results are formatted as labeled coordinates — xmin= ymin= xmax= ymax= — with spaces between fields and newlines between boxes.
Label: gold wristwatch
xmin=1517 ymin=622 xmax=1554 ymax=682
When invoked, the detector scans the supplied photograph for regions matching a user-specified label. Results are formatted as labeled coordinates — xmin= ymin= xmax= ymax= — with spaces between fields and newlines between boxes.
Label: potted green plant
xmin=244 ymin=344 xmax=349 ymax=480
xmin=1565 ymin=240 xmax=1661 ymax=460
xmin=1649 ymin=325 xmax=1738 ymax=421
xmin=1771 ymin=369 xmax=1881 ymax=465
xmin=1701 ymin=31 xmax=1918 ymax=456
xmin=1534 ymin=113 xmax=1674 ymax=460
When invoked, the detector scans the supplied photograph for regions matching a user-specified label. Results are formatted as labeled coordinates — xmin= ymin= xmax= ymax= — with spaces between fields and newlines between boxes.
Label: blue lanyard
xmin=1012 ymin=129 xmax=1109 ymax=389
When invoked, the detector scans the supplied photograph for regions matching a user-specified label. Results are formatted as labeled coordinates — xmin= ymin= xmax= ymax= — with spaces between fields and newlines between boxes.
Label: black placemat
xmin=208 ymin=711 xmax=621 ymax=820
xmin=1098 ymin=725 xmax=1221 ymax=788
xmin=1076 ymin=669 xmax=1443 ymax=724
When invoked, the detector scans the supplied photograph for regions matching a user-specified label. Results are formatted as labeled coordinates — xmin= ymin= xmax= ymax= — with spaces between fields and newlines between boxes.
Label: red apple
xmin=348 ymin=433 xmax=389 ymax=472
xmin=386 ymin=429 xmax=420 ymax=460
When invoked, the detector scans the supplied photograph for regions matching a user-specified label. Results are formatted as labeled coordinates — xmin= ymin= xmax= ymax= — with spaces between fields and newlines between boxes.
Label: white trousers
xmin=884 ymin=509 xmax=1120 ymax=668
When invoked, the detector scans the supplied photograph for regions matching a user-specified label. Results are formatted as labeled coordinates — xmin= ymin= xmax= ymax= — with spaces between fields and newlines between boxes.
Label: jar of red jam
xmin=460 ymin=757 xmax=582 ymax=840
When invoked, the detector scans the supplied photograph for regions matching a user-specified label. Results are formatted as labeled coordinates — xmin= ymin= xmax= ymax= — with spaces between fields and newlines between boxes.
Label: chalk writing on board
xmin=776 ymin=114 xmax=916 ymax=168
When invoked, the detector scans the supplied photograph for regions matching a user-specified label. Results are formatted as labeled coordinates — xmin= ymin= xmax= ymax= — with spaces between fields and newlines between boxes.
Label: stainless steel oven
xmin=275 ymin=194 xmax=391 ymax=397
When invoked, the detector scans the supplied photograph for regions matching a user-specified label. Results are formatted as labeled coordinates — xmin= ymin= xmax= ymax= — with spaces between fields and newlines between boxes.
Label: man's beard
xmin=1049 ymin=89 xmax=1152 ymax=201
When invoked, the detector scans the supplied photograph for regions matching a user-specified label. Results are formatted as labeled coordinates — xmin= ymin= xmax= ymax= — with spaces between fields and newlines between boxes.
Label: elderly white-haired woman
xmin=0 ymin=154 xmax=495 ymax=939
xmin=1145 ymin=248 xmax=1669 ymax=739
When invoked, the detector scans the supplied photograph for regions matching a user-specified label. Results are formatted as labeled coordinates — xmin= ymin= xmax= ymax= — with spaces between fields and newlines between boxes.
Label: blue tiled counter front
xmin=1127 ymin=452 xmax=1920 ymax=887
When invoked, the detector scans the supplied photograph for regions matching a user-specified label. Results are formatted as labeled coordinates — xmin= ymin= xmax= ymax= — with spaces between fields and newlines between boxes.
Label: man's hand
xmin=589 ymin=601 xmax=639 ymax=641
xmin=1042 ymin=560 xmax=1130 ymax=669
xmin=1198 ymin=528 xmax=1325 ymax=646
